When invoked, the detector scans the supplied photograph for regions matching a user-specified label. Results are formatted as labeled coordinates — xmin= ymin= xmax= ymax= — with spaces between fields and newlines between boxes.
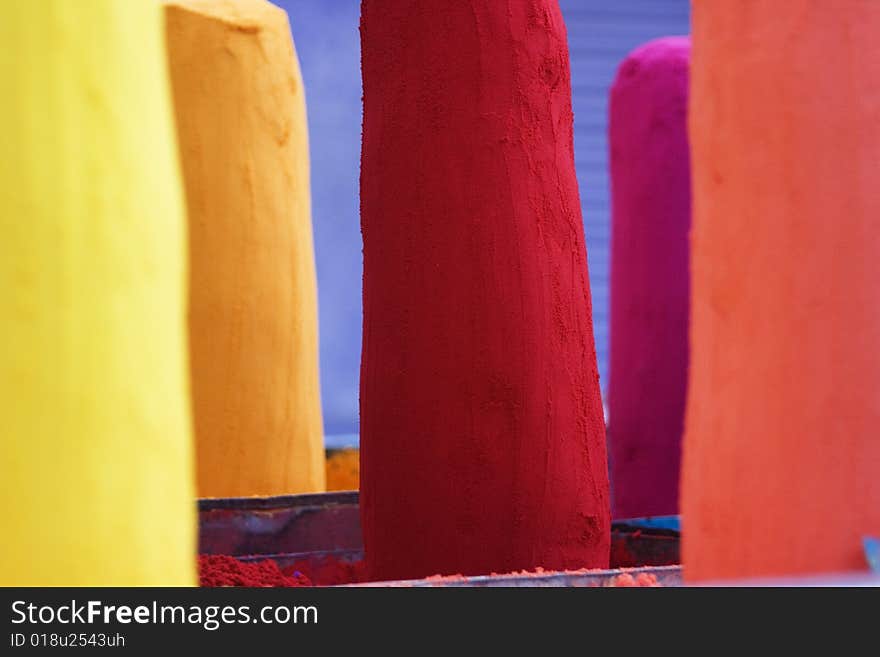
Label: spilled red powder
xmin=424 ymin=573 xmax=468 ymax=583
xmin=199 ymin=554 xmax=663 ymax=587
xmin=359 ymin=0 xmax=609 ymax=583
xmin=490 ymin=566 xmax=661 ymax=586
xmin=420 ymin=566 xmax=661 ymax=587
xmin=198 ymin=555 xmax=311 ymax=587
xmin=609 ymin=573 xmax=660 ymax=587
xmin=282 ymin=557 xmax=368 ymax=586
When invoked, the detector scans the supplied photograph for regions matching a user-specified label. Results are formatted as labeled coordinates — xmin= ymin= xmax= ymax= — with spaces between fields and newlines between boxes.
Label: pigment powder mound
xmin=199 ymin=556 xmax=312 ymax=588
xmin=683 ymin=0 xmax=880 ymax=581
xmin=164 ymin=0 xmax=325 ymax=497
xmin=0 ymin=0 xmax=195 ymax=585
xmin=607 ymin=37 xmax=690 ymax=519
xmin=359 ymin=0 xmax=610 ymax=581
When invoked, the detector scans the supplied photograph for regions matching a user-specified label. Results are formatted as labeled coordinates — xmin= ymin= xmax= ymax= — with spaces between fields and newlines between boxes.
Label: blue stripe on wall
xmin=280 ymin=0 xmax=690 ymax=439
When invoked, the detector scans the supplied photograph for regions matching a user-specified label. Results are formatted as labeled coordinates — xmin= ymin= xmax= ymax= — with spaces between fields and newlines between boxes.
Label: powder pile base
xmin=198 ymin=555 xmax=665 ymax=587
xmin=198 ymin=555 xmax=312 ymax=588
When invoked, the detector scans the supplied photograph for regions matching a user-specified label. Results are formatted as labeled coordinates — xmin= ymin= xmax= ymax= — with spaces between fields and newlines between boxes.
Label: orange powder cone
xmin=683 ymin=0 xmax=880 ymax=581
xmin=165 ymin=0 xmax=325 ymax=497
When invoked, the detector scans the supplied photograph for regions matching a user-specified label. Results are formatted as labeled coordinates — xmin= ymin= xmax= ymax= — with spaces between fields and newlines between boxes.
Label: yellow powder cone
xmin=165 ymin=0 xmax=325 ymax=497
xmin=0 ymin=0 xmax=195 ymax=585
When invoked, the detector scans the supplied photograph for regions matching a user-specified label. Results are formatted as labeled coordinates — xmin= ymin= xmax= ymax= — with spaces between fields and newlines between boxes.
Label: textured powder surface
xmin=609 ymin=572 xmax=660 ymax=587
xmin=0 ymin=0 xmax=195 ymax=585
xmin=608 ymin=37 xmax=691 ymax=519
xmin=360 ymin=0 xmax=610 ymax=581
xmin=199 ymin=555 xmax=311 ymax=587
xmin=165 ymin=0 xmax=325 ymax=497
xmin=421 ymin=568 xmax=660 ymax=587
xmin=683 ymin=0 xmax=880 ymax=581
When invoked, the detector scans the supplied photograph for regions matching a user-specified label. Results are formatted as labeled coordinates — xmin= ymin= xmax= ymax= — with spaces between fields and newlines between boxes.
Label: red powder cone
xmin=608 ymin=37 xmax=691 ymax=519
xmin=683 ymin=0 xmax=880 ymax=581
xmin=359 ymin=0 xmax=610 ymax=581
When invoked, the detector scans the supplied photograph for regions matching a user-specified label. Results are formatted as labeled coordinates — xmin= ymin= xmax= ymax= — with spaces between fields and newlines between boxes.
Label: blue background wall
xmin=279 ymin=0 xmax=691 ymax=443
